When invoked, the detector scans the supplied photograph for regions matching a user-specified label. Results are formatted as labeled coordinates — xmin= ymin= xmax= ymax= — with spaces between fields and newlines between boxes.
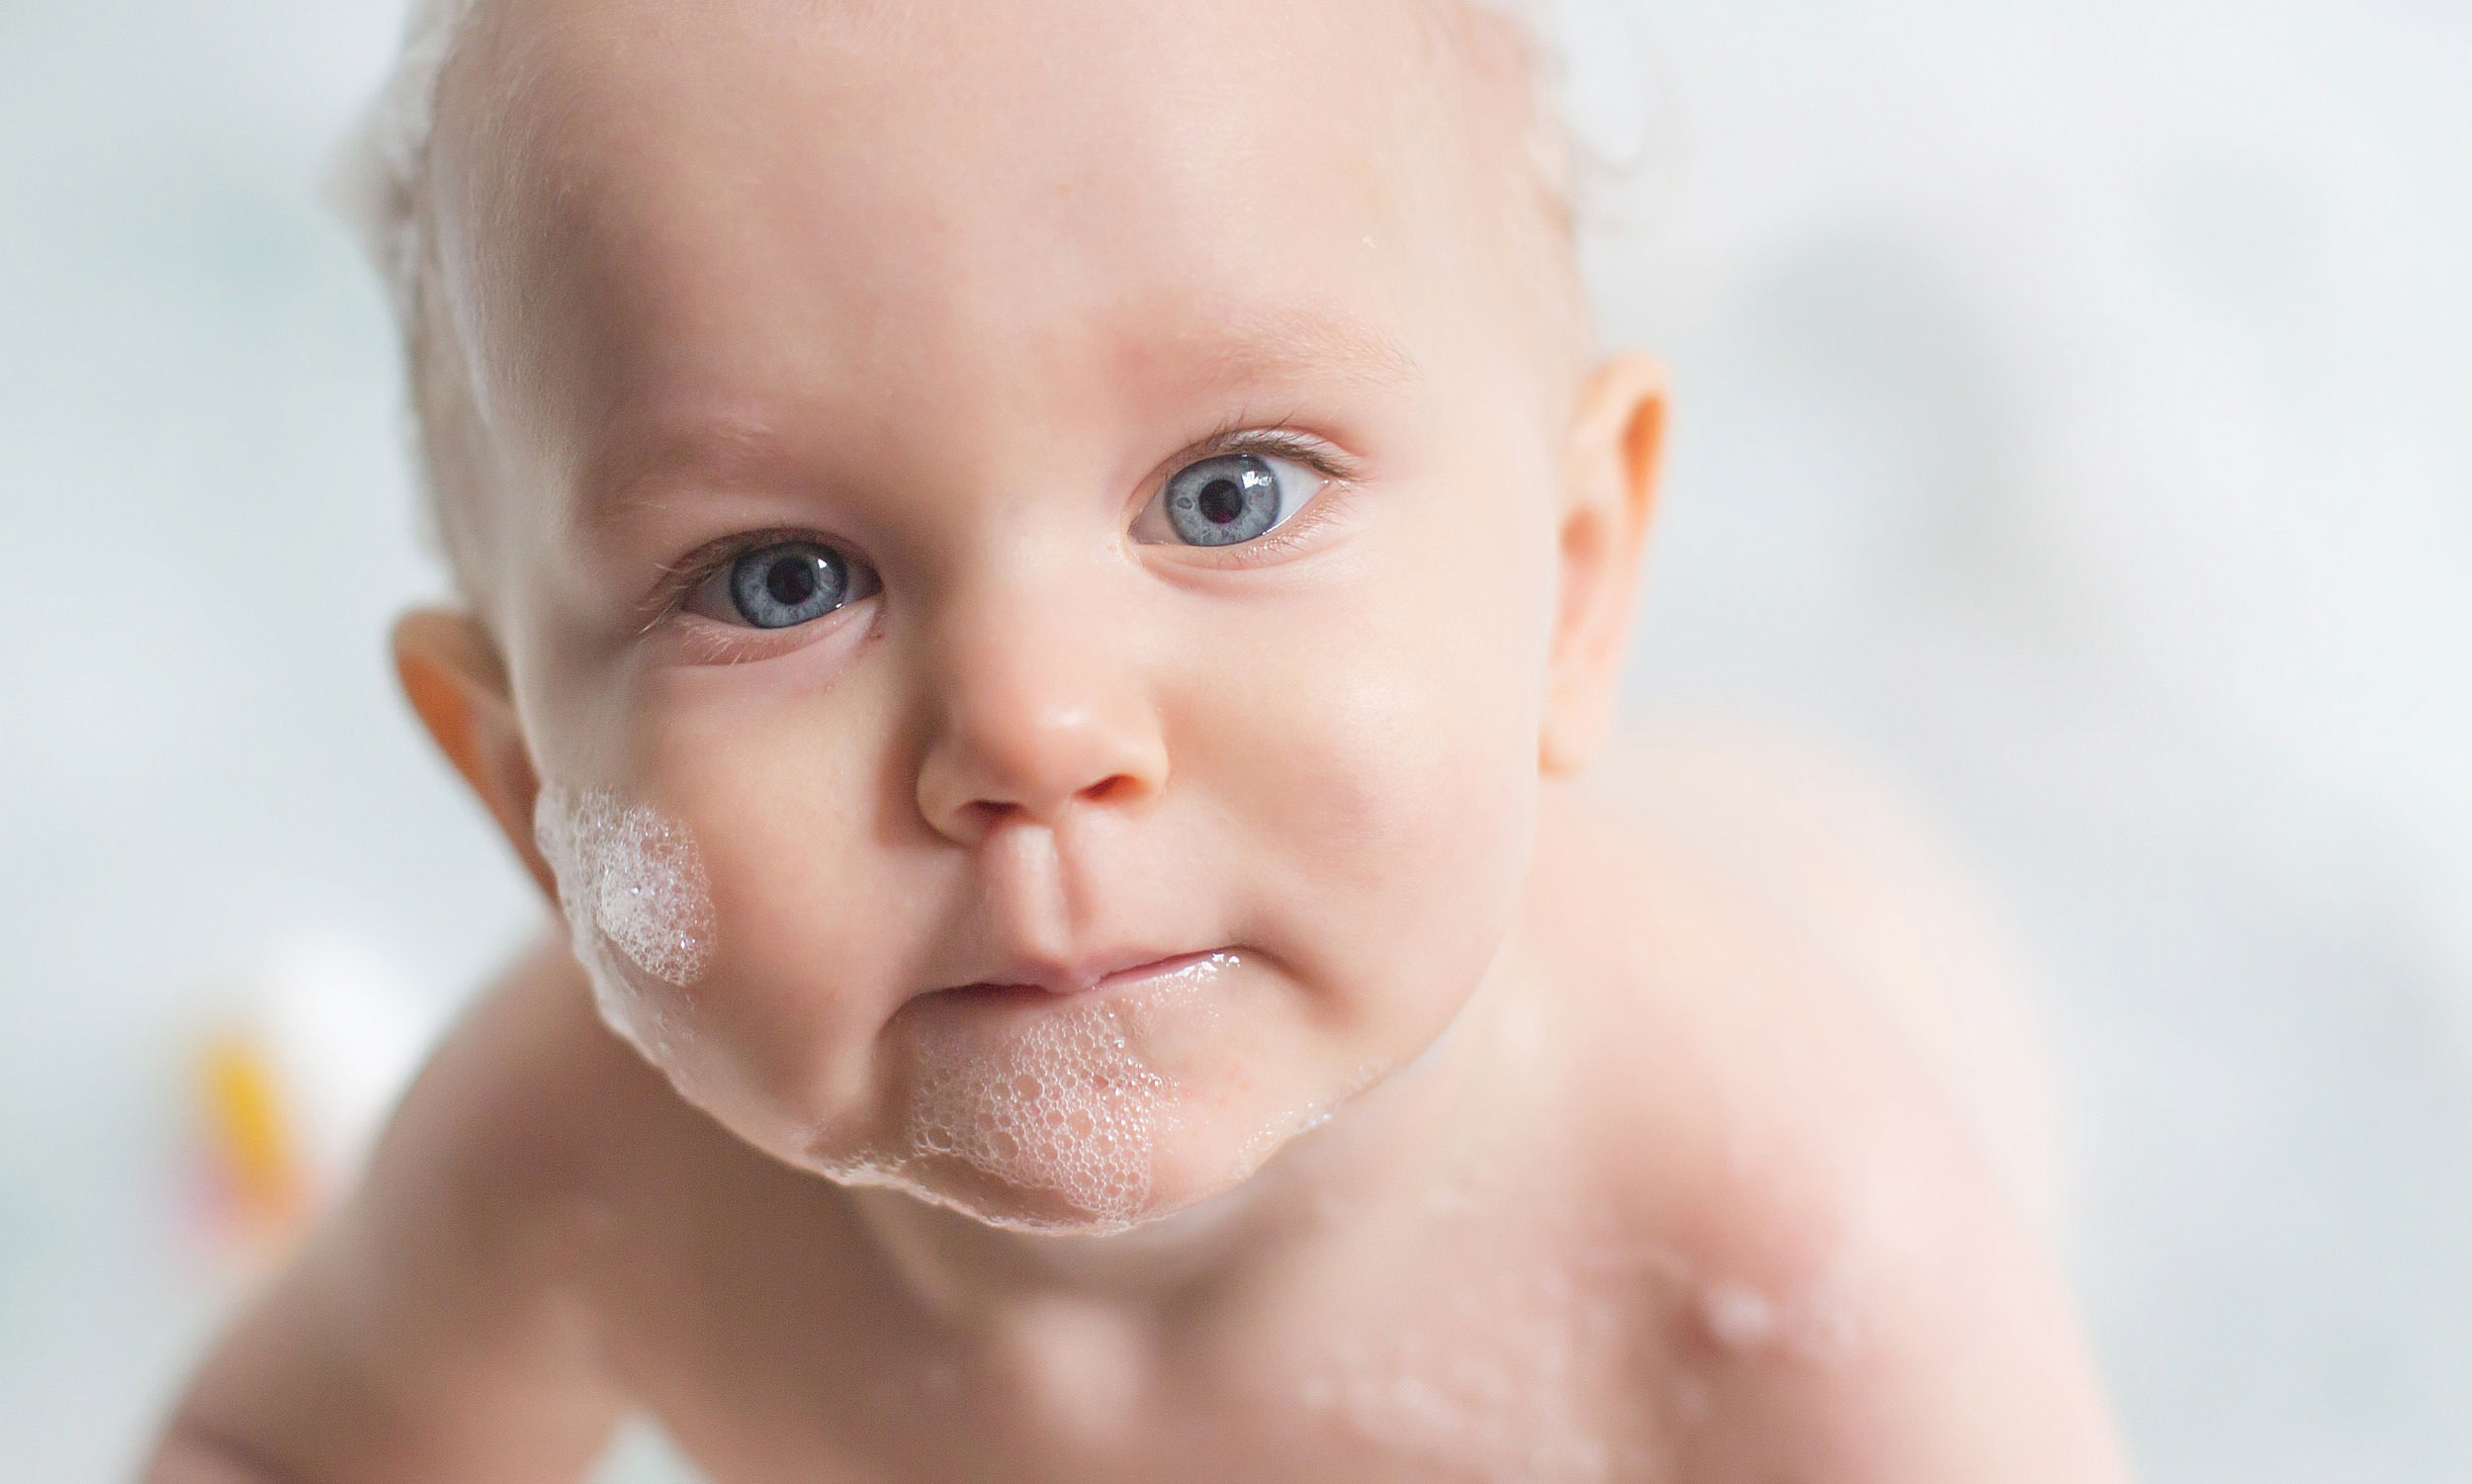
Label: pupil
xmin=1198 ymin=479 xmax=1243 ymax=525
xmin=766 ymin=557 xmax=818 ymax=607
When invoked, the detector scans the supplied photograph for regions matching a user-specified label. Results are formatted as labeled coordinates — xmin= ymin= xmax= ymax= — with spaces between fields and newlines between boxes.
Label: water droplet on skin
xmin=1700 ymin=1281 xmax=1783 ymax=1352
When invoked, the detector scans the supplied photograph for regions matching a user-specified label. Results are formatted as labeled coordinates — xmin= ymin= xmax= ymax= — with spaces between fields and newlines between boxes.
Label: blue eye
xmin=724 ymin=541 xmax=851 ymax=629
xmin=1143 ymin=452 xmax=1326 ymax=549
xmin=1166 ymin=454 xmax=1280 ymax=546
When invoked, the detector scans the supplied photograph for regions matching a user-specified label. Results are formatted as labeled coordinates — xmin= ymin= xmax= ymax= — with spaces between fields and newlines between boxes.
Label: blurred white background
xmin=2 ymin=0 xmax=2466 ymax=1479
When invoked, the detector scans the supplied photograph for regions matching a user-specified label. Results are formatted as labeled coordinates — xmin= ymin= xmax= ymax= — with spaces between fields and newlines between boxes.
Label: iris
xmin=729 ymin=542 xmax=851 ymax=629
xmin=1164 ymin=454 xmax=1282 ymax=547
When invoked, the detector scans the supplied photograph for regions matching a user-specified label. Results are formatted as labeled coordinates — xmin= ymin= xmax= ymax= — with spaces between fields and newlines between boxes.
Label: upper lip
xmin=935 ymin=946 xmax=1213 ymax=999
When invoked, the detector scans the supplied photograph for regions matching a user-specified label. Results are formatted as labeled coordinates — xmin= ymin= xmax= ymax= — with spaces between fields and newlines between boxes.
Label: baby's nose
xmin=913 ymin=590 xmax=1168 ymax=844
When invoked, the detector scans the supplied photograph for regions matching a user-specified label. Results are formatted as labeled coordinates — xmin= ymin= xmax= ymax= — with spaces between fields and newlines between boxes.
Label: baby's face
xmin=428 ymin=0 xmax=1616 ymax=1231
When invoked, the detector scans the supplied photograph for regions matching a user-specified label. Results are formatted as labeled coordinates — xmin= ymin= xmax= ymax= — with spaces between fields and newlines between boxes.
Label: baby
xmin=148 ymin=0 xmax=2129 ymax=1478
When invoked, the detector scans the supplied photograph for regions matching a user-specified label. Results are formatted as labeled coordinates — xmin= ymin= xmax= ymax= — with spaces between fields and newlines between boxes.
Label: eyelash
xmin=645 ymin=424 xmax=1364 ymax=630
xmin=643 ymin=526 xmax=850 ymax=641
xmin=1145 ymin=424 xmax=1361 ymax=565
xmin=1183 ymin=422 xmax=1357 ymax=482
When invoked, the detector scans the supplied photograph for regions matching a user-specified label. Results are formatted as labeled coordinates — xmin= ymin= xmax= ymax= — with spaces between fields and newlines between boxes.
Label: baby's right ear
xmin=392 ymin=609 xmax=558 ymax=902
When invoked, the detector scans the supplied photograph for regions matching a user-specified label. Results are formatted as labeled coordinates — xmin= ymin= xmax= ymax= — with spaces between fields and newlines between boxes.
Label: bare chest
xmin=589 ymin=1203 xmax=1706 ymax=1484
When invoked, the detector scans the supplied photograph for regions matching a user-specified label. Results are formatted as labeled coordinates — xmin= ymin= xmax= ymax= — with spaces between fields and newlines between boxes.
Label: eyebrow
xmin=578 ymin=413 xmax=797 ymax=529
xmin=1177 ymin=306 xmax=1421 ymax=394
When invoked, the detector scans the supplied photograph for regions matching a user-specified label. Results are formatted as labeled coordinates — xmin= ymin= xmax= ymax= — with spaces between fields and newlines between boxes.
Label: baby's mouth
xmin=933 ymin=949 xmax=1237 ymax=1005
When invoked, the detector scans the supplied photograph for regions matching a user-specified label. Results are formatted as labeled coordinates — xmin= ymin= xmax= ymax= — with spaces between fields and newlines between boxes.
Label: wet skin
xmin=146 ymin=0 xmax=2130 ymax=1478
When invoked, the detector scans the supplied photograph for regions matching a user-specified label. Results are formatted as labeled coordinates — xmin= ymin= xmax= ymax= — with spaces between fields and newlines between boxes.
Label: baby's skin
xmin=148 ymin=0 xmax=2130 ymax=1478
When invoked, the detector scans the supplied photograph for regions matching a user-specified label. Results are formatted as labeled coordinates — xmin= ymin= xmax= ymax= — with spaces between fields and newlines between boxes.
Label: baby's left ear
xmin=1542 ymin=353 xmax=1667 ymax=776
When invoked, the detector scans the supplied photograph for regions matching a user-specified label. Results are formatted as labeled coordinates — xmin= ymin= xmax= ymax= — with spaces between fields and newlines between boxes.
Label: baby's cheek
xmin=532 ymin=781 xmax=721 ymax=1067
xmin=1201 ymin=575 xmax=1545 ymax=1033
xmin=637 ymin=700 xmax=939 ymax=1141
xmin=1318 ymin=668 xmax=1537 ymax=944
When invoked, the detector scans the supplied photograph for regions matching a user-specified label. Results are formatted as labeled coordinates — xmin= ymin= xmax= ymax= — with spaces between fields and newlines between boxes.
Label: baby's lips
xmin=930 ymin=945 xmax=1237 ymax=1001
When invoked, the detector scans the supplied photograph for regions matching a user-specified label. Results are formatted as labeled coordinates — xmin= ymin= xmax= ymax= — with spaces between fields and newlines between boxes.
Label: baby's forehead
xmin=430 ymin=0 xmax=1543 ymax=264
xmin=431 ymin=1 xmax=1560 ymax=416
xmin=353 ymin=0 xmax=1583 ymax=331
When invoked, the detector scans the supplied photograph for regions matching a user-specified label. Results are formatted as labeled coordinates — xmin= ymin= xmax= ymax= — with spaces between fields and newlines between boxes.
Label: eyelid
xmin=1128 ymin=424 xmax=1359 ymax=559
xmin=641 ymin=529 xmax=880 ymax=644
xmin=645 ymin=527 xmax=839 ymax=623
xmin=1179 ymin=425 xmax=1358 ymax=481
xmin=660 ymin=548 xmax=882 ymax=667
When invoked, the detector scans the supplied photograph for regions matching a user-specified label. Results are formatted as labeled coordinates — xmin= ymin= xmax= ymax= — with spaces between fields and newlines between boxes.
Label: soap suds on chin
xmin=533 ymin=783 xmax=718 ymax=993
xmin=909 ymin=994 xmax=1168 ymax=1226
xmin=815 ymin=958 xmax=1235 ymax=1234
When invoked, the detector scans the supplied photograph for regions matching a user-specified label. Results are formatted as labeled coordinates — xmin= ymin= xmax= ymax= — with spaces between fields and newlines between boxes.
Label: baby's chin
xmin=783 ymin=970 xmax=1390 ymax=1235
xmin=584 ymin=941 xmax=1406 ymax=1234
xmin=795 ymin=1073 xmax=1368 ymax=1236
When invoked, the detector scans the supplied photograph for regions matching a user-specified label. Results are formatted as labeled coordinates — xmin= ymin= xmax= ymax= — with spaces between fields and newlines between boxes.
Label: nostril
xmin=940 ymin=774 xmax=1144 ymax=840
xmin=1081 ymin=774 xmax=1139 ymax=806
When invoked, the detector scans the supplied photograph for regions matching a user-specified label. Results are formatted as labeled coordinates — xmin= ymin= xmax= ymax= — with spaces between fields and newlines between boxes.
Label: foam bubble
xmin=327 ymin=0 xmax=482 ymax=331
xmin=1698 ymin=1281 xmax=1782 ymax=1352
xmin=812 ymin=958 xmax=1248 ymax=1232
xmin=1692 ymin=1273 xmax=1863 ymax=1368
xmin=1470 ymin=0 xmax=1663 ymax=215
xmin=532 ymin=783 xmax=717 ymax=992
xmin=909 ymin=994 xmax=1169 ymax=1224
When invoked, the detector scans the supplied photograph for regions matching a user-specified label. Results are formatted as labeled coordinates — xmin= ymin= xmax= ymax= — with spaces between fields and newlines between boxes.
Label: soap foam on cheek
xmin=533 ymin=784 xmax=718 ymax=1055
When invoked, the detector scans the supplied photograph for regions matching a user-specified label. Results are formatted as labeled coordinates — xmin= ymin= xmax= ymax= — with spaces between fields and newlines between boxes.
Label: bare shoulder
xmin=357 ymin=931 xmax=686 ymax=1274
xmin=1583 ymin=720 xmax=2062 ymax=1227
xmin=149 ymin=936 xmax=678 ymax=1482
xmin=1528 ymin=757 xmax=1993 ymax=1291
xmin=1526 ymin=740 xmax=2129 ymax=1481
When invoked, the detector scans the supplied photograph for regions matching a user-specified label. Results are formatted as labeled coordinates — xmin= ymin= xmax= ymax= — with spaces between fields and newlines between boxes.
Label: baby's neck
xmin=839 ymin=933 xmax=1560 ymax=1320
